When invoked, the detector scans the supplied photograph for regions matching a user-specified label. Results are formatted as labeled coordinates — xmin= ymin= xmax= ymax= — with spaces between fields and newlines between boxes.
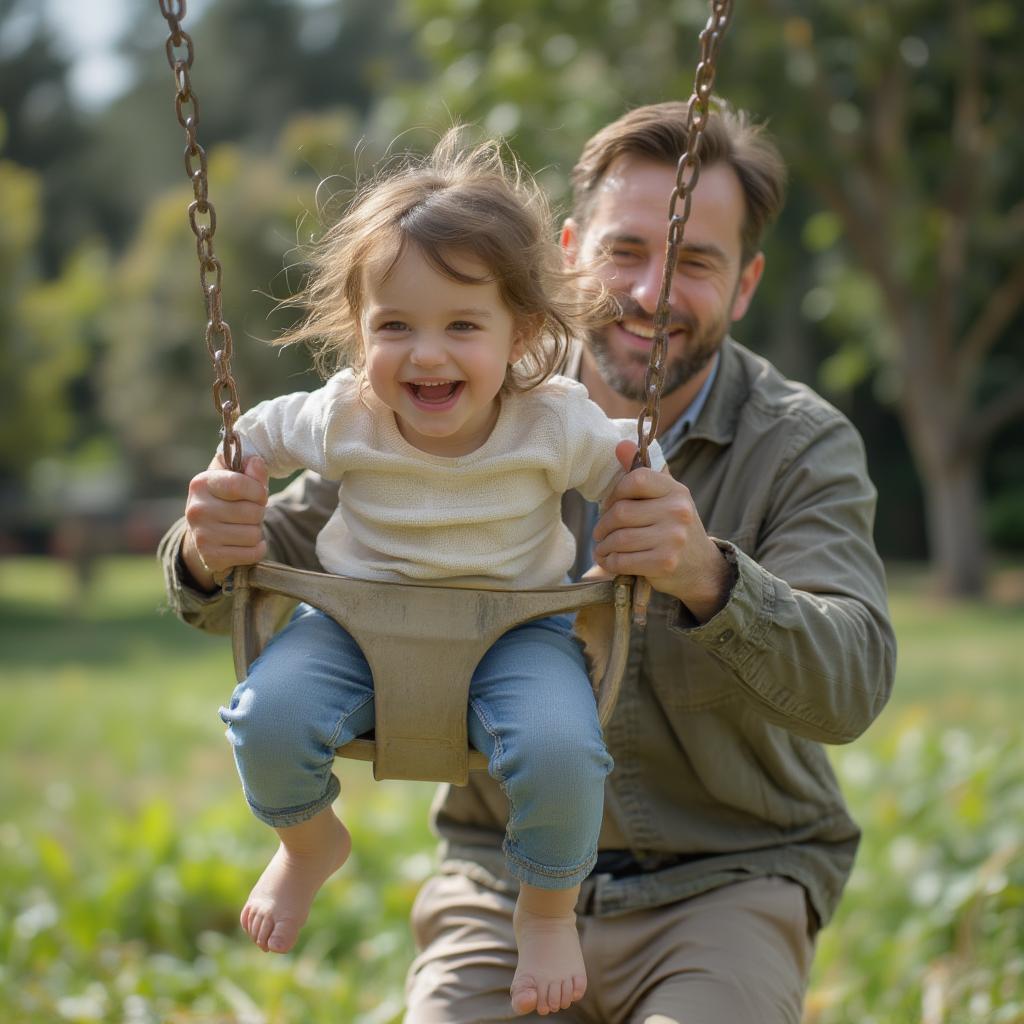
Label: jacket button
xmin=717 ymin=629 xmax=734 ymax=643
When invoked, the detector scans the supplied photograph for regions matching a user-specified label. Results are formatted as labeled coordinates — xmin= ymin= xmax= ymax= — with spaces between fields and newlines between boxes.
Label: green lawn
xmin=1 ymin=556 xmax=1022 ymax=1023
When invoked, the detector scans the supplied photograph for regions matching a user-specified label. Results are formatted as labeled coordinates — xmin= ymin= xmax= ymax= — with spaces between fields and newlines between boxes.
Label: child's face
xmin=359 ymin=245 xmax=525 ymax=457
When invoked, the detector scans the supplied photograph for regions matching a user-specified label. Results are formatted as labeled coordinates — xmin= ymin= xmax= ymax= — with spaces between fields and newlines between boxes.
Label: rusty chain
xmin=156 ymin=0 xmax=243 ymax=473
xmin=631 ymin=0 xmax=734 ymax=627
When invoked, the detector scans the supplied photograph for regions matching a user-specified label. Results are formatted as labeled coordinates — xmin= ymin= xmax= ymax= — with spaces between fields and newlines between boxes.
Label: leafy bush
xmin=810 ymin=725 xmax=1024 ymax=1023
xmin=2 ymin=557 xmax=1022 ymax=1022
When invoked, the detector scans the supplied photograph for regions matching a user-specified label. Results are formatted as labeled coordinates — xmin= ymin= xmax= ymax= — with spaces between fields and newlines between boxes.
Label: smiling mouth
xmin=404 ymin=380 xmax=464 ymax=405
xmin=618 ymin=319 xmax=684 ymax=343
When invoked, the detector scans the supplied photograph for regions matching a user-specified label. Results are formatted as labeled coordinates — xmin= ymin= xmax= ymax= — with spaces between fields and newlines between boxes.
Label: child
xmin=216 ymin=130 xmax=663 ymax=1017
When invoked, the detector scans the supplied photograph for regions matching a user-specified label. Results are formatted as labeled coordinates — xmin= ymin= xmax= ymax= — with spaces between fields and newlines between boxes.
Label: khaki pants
xmin=405 ymin=872 xmax=816 ymax=1023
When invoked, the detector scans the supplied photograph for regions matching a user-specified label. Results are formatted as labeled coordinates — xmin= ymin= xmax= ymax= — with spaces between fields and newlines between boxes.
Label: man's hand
xmin=182 ymin=453 xmax=269 ymax=592
xmin=592 ymin=441 xmax=734 ymax=624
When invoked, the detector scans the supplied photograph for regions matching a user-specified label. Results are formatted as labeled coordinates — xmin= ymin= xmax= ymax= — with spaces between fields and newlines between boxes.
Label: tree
xmin=0 ymin=0 xmax=91 ymax=274
xmin=0 ymin=140 xmax=95 ymax=490
xmin=725 ymin=0 xmax=1024 ymax=595
xmin=94 ymin=0 xmax=422 ymax=497
xmin=99 ymin=137 xmax=323 ymax=495
xmin=0 ymin=10 xmax=113 ymax=531
xmin=15 ymin=0 xmax=422 ymax=499
xmin=384 ymin=0 xmax=1023 ymax=596
xmin=749 ymin=0 xmax=1019 ymax=598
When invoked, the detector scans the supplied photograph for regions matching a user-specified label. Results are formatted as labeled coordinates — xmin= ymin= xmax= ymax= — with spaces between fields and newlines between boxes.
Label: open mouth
xmin=618 ymin=318 xmax=684 ymax=344
xmin=404 ymin=380 xmax=464 ymax=407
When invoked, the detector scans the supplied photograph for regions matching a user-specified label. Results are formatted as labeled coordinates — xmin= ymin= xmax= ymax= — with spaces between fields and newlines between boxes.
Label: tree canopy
xmin=1 ymin=0 xmax=1021 ymax=592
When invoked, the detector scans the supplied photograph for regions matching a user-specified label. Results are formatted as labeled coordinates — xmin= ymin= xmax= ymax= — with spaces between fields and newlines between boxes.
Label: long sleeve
xmin=233 ymin=388 xmax=336 ymax=479
xmin=555 ymin=378 xmax=665 ymax=504
xmin=670 ymin=413 xmax=895 ymax=744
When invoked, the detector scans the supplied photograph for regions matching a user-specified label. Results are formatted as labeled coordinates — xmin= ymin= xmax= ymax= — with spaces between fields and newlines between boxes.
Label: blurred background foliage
xmin=0 ymin=0 xmax=1022 ymax=593
xmin=2 ymin=558 xmax=1022 ymax=1023
xmin=2 ymin=2 xmax=1024 ymax=1022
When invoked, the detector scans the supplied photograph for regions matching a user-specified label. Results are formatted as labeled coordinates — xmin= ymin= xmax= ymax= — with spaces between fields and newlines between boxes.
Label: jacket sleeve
xmin=668 ymin=414 xmax=896 ymax=744
xmin=157 ymin=470 xmax=339 ymax=634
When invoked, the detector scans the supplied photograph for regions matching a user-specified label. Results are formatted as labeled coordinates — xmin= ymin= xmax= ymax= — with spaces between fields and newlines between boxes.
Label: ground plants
xmin=1 ymin=557 xmax=1021 ymax=1023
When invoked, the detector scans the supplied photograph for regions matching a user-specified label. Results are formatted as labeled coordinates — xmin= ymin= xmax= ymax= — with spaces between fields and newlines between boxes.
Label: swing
xmin=155 ymin=0 xmax=733 ymax=785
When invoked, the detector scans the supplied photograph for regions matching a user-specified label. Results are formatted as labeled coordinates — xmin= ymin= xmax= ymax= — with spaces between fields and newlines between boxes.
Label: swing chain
xmin=630 ymin=0 xmax=733 ymax=627
xmin=156 ymin=0 xmax=243 ymax=472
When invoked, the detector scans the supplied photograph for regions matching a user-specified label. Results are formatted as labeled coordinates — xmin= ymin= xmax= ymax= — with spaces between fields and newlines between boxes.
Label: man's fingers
xmin=595 ymin=525 xmax=657 ymax=556
xmin=615 ymin=439 xmax=638 ymax=472
xmin=192 ymin=522 xmax=265 ymax=549
xmin=209 ymin=495 xmax=267 ymax=525
xmin=593 ymin=491 xmax=669 ymax=544
xmin=198 ymin=539 xmax=267 ymax=572
xmin=599 ymin=495 xmax=663 ymax=530
xmin=616 ymin=438 xmax=667 ymax=475
xmin=198 ymin=468 xmax=268 ymax=505
xmin=200 ymin=452 xmax=268 ymax=504
xmin=244 ymin=455 xmax=269 ymax=489
xmin=610 ymin=466 xmax=674 ymax=502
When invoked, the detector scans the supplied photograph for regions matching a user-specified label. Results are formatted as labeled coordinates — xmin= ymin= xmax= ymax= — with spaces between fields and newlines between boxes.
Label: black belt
xmin=590 ymin=849 xmax=704 ymax=880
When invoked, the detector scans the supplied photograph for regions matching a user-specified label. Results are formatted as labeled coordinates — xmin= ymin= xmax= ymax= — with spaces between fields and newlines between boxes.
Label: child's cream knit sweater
xmin=234 ymin=369 xmax=663 ymax=588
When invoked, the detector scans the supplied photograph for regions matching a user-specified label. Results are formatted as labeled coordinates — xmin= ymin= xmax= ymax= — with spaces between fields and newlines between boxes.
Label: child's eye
xmin=377 ymin=321 xmax=408 ymax=332
xmin=449 ymin=321 xmax=479 ymax=332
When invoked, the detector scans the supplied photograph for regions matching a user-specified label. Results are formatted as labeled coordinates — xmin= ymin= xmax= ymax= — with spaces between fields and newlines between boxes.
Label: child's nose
xmin=410 ymin=335 xmax=446 ymax=366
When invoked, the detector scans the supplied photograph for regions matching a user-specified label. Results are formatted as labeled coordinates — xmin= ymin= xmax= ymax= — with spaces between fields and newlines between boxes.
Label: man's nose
xmin=630 ymin=260 xmax=665 ymax=315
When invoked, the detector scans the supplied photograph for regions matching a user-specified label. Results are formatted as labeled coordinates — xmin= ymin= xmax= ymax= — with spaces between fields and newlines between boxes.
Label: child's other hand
xmin=182 ymin=454 xmax=269 ymax=590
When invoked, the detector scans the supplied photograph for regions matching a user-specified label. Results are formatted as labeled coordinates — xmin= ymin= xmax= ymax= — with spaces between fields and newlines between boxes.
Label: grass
xmin=1 ymin=556 xmax=1022 ymax=1023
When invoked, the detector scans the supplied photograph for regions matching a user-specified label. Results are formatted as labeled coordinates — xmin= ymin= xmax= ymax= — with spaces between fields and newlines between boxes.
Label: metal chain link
xmin=631 ymin=0 xmax=734 ymax=626
xmin=156 ymin=0 xmax=243 ymax=472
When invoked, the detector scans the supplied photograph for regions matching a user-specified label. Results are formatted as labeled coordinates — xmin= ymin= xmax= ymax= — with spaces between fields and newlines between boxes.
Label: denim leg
xmin=467 ymin=615 xmax=613 ymax=890
xmin=219 ymin=604 xmax=376 ymax=828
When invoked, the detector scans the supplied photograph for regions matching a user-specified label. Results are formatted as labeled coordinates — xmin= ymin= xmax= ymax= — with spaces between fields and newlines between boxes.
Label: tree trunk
xmin=898 ymin=344 xmax=988 ymax=599
xmin=917 ymin=453 xmax=987 ymax=598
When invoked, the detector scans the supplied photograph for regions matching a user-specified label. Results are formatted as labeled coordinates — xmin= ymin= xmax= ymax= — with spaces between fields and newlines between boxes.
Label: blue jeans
xmin=220 ymin=605 xmax=613 ymax=889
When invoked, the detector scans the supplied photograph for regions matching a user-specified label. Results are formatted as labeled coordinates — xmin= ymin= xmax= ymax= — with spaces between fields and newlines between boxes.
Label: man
xmin=160 ymin=102 xmax=896 ymax=1022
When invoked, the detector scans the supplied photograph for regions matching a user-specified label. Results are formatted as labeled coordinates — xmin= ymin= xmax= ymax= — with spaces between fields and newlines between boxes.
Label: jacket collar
xmin=566 ymin=336 xmax=752 ymax=452
xmin=682 ymin=337 xmax=750 ymax=448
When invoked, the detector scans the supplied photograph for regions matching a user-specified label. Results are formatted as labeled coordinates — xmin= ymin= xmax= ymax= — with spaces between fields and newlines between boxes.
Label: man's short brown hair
xmin=570 ymin=101 xmax=787 ymax=264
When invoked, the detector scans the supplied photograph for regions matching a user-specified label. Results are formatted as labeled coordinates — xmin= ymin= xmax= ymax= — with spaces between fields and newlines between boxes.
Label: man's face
xmin=564 ymin=156 xmax=763 ymax=402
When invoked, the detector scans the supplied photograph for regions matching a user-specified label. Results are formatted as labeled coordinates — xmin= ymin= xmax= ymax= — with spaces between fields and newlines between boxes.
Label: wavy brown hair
xmin=277 ymin=129 xmax=613 ymax=389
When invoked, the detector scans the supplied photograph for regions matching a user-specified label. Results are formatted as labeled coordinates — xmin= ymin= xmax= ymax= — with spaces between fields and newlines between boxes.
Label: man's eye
xmin=677 ymin=254 xmax=714 ymax=272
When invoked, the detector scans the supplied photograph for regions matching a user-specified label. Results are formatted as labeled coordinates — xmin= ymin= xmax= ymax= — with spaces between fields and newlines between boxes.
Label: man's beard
xmin=586 ymin=295 xmax=728 ymax=402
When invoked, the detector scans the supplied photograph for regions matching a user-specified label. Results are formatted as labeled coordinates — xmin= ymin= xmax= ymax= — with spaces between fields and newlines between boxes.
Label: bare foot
xmin=510 ymin=893 xmax=587 ymax=1016
xmin=241 ymin=812 xmax=351 ymax=954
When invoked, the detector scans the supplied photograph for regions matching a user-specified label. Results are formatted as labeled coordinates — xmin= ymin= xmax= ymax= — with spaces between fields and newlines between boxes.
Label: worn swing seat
xmin=230 ymin=562 xmax=633 ymax=786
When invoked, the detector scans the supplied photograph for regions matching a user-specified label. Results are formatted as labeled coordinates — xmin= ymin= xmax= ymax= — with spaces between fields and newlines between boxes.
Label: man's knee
xmin=405 ymin=874 xmax=525 ymax=1023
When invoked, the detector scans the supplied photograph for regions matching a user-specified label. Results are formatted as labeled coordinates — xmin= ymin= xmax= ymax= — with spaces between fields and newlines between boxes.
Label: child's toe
xmin=510 ymin=975 xmax=538 ymax=1015
xmin=268 ymin=918 xmax=299 ymax=953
